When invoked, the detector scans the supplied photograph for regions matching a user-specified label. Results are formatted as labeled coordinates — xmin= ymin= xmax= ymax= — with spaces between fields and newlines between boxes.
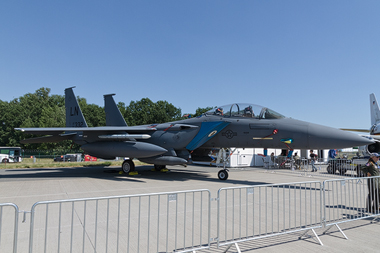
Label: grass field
xmin=0 ymin=158 xmax=147 ymax=169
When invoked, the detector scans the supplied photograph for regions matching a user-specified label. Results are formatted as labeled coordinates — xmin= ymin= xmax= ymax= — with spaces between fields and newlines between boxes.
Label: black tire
xmin=154 ymin=165 xmax=166 ymax=171
xmin=339 ymin=169 xmax=347 ymax=175
xmin=218 ymin=169 xmax=229 ymax=180
xmin=335 ymin=163 xmax=346 ymax=175
xmin=1 ymin=158 xmax=9 ymax=163
xmin=326 ymin=165 xmax=334 ymax=174
xmin=122 ymin=160 xmax=135 ymax=174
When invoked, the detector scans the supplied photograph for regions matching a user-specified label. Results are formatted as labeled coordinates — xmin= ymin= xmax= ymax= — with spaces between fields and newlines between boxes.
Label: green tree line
xmin=0 ymin=87 xmax=213 ymax=150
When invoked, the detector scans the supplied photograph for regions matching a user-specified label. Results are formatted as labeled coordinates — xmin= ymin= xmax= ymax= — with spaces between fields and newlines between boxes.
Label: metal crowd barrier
xmin=28 ymin=189 xmax=211 ymax=253
xmin=265 ymin=157 xmax=366 ymax=180
xmin=0 ymin=203 xmax=19 ymax=253
xmin=323 ymin=176 xmax=380 ymax=239
xmin=2 ymin=177 xmax=380 ymax=252
xmin=217 ymin=181 xmax=324 ymax=250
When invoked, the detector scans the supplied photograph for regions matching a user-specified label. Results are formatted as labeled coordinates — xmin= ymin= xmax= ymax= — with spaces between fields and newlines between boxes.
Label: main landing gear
xmin=122 ymin=159 xmax=135 ymax=174
xmin=153 ymin=165 xmax=168 ymax=172
xmin=121 ymin=159 xmax=168 ymax=175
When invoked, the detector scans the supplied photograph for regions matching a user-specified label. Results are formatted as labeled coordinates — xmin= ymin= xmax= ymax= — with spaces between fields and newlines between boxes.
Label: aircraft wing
xmin=15 ymin=126 xmax=157 ymax=135
xmin=19 ymin=134 xmax=77 ymax=144
xmin=369 ymin=135 xmax=380 ymax=141
xmin=340 ymin=128 xmax=380 ymax=141
xmin=16 ymin=124 xmax=198 ymax=143
xmin=340 ymin=128 xmax=369 ymax=133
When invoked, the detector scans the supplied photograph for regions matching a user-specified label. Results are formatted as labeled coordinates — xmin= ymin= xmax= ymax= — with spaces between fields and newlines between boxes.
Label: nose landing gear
xmin=218 ymin=169 xmax=229 ymax=180
xmin=213 ymin=148 xmax=234 ymax=180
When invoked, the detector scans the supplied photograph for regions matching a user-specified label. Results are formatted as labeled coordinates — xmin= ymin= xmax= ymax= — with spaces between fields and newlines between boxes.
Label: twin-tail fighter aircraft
xmin=341 ymin=93 xmax=380 ymax=155
xmin=15 ymin=87 xmax=373 ymax=180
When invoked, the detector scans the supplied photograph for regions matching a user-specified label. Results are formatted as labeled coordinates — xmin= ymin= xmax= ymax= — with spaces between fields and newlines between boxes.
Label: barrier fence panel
xmin=266 ymin=157 xmax=364 ymax=179
xmin=0 ymin=203 xmax=19 ymax=253
xmin=28 ymin=190 xmax=211 ymax=253
xmin=217 ymin=181 xmax=323 ymax=249
xmin=322 ymin=176 xmax=380 ymax=238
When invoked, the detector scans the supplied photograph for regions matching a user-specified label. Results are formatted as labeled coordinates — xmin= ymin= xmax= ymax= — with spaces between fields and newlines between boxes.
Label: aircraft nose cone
xmin=308 ymin=123 xmax=374 ymax=149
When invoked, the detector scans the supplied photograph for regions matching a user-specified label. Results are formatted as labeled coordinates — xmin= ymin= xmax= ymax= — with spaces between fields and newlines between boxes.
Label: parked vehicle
xmin=327 ymin=155 xmax=368 ymax=177
xmin=0 ymin=147 xmax=22 ymax=163
xmin=326 ymin=156 xmax=351 ymax=175
xmin=54 ymin=154 xmax=81 ymax=162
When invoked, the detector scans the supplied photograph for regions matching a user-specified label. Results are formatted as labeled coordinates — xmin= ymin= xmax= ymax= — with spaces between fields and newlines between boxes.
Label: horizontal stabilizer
xmin=20 ymin=134 xmax=75 ymax=144
xmin=15 ymin=126 xmax=157 ymax=135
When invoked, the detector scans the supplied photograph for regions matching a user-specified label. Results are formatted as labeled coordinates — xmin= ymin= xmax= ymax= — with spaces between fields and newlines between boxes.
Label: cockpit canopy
xmin=205 ymin=103 xmax=285 ymax=119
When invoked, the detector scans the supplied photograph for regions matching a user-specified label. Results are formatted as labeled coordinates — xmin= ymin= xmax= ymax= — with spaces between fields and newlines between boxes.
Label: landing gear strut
xmin=215 ymin=148 xmax=232 ymax=180
xmin=122 ymin=159 xmax=135 ymax=174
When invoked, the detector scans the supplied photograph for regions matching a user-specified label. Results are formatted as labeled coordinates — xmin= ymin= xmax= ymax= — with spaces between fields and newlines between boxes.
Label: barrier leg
xmin=323 ymin=224 xmax=348 ymax=240
xmin=299 ymin=229 xmax=323 ymax=246
xmin=371 ymin=216 xmax=380 ymax=223
xmin=335 ymin=225 xmax=348 ymax=240
xmin=223 ymin=242 xmax=241 ymax=253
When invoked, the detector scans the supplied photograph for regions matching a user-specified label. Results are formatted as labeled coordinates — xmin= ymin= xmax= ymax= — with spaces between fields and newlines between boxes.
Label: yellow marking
xmin=252 ymin=137 xmax=273 ymax=140
xmin=208 ymin=130 xmax=218 ymax=137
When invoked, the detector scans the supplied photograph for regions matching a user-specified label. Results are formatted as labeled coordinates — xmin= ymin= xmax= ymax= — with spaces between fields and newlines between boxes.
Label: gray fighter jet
xmin=15 ymin=87 xmax=373 ymax=180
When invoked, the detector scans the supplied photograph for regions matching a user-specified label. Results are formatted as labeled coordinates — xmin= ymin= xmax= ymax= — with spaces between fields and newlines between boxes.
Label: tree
xmin=123 ymin=98 xmax=182 ymax=126
xmin=78 ymin=98 xmax=105 ymax=127
xmin=0 ymin=88 xmax=65 ymax=148
xmin=0 ymin=88 xmax=187 ymax=150
xmin=194 ymin=106 xmax=215 ymax=117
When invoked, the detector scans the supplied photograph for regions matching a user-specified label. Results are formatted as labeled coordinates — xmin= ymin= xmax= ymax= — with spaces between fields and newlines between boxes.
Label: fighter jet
xmin=15 ymin=87 xmax=373 ymax=180
xmin=341 ymin=93 xmax=380 ymax=154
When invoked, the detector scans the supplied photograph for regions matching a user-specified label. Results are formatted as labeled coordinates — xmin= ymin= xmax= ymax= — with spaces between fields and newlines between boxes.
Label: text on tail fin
xmin=65 ymin=87 xmax=88 ymax=127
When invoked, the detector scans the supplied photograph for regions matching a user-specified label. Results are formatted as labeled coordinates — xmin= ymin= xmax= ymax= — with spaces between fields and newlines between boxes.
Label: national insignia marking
xmin=222 ymin=130 xmax=237 ymax=139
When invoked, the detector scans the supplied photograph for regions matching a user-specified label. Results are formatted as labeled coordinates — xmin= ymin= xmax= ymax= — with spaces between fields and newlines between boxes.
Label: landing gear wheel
xmin=339 ymin=169 xmax=347 ymax=175
xmin=326 ymin=165 xmax=334 ymax=174
xmin=122 ymin=160 xmax=135 ymax=174
xmin=154 ymin=165 xmax=166 ymax=171
xmin=335 ymin=164 xmax=346 ymax=175
xmin=218 ymin=169 xmax=229 ymax=180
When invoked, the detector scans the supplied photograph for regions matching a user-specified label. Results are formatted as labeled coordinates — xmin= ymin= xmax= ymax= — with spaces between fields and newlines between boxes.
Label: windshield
xmin=205 ymin=103 xmax=285 ymax=119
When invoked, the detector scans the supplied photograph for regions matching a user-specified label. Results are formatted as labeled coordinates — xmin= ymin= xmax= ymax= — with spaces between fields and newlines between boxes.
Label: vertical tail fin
xmin=370 ymin=93 xmax=380 ymax=126
xmin=65 ymin=87 xmax=88 ymax=127
xmin=104 ymin=94 xmax=128 ymax=126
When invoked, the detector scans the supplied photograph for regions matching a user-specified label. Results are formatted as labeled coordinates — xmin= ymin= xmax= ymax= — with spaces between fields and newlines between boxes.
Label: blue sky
xmin=1 ymin=1 xmax=379 ymax=130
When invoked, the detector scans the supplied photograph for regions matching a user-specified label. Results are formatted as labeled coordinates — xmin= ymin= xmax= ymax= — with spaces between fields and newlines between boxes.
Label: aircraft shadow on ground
xmin=1 ymin=165 xmax=269 ymax=186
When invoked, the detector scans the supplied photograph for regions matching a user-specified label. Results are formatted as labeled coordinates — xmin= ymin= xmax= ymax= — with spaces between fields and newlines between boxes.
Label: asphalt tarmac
xmin=0 ymin=164 xmax=379 ymax=252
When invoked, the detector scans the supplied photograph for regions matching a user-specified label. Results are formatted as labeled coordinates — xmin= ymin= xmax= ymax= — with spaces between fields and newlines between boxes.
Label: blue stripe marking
xmin=186 ymin=121 xmax=230 ymax=151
